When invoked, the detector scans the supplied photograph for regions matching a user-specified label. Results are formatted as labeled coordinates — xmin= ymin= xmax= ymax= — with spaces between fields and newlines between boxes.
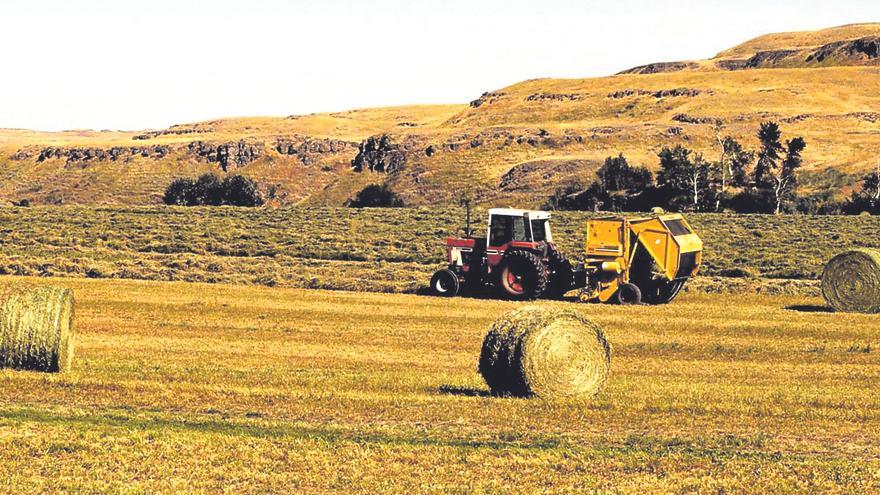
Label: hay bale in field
xmin=478 ymin=306 xmax=610 ymax=399
xmin=0 ymin=285 xmax=75 ymax=372
xmin=821 ymin=249 xmax=880 ymax=314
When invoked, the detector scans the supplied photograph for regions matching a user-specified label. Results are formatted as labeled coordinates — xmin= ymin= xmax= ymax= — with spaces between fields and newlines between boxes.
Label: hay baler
xmin=577 ymin=214 xmax=702 ymax=305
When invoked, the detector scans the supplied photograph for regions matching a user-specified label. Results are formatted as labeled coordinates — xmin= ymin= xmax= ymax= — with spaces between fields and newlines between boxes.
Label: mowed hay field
xmin=0 ymin=277 xmax=878 ymax=493
xmin=1 ymin=207 xmax=879 ymax=295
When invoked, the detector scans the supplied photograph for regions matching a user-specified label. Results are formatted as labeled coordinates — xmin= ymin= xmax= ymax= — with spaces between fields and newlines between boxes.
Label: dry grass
xmin=0 ymin=276 xmax=877 ymax=493
xmin=715 ymin=23 xmax=880 ymax=59
xmin=0 ymin=206 xmax=877 ymax=296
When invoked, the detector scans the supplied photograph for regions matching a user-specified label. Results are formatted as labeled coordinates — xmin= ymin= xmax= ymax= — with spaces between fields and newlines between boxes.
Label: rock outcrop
xmin=672 ymin=114 xmax=722 ymax=125
xmin=470 ymin=92 xmax=506 ymax=108
xmin=187 ymin=140 xmax=263 ymax=171
xmin=351 ymin=135 xmax=407 ymax=173
xmin=622 ymin=33 xmax=880 ymax=74
xmin=608 ymin=88 xmax=706 ymax=99
xmin=806 ymin=36 xmax=880 ymax=64
xmin=525 ymin=93 xmax=585 ymax=102
xmin=133 ymin=126 xmax=212 ymax=140
xmin=618 ymin=61 xmax=699 ymax=75
xmin=32 ymin=145 xmax=171 ymax=164
xmin=275 ymin=137 xmax=355 ymax=165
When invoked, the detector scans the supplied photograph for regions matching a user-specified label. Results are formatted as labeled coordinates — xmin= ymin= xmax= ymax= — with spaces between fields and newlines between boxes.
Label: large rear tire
xmin=497 ymin=251 xmax=548 ymax=301
xmin=430 ymin=269 xmax=460 ymax=297
xmin=546 ymin=249 xmax=574 ymax=299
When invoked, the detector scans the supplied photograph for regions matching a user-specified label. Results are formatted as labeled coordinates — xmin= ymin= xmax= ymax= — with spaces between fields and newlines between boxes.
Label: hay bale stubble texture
xmin=479 ymin=306 xmax=611 ymax=399
xmin=821 ymin=249 xmax=880 ymax=314
xmin=0 ymin=285 xmax=75 ymax=372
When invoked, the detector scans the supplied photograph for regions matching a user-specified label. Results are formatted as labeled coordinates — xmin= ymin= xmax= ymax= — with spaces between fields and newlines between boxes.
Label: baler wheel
xmin=615 ymin=283 xmax=642 ymax=305
xmin=641 ymin=280 xmax=685 ymax=305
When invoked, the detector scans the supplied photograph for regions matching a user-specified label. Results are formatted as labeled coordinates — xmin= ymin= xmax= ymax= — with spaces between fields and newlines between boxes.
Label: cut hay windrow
xmin=821 ymin=249 xmax=880 ymax=314
xmin=0 ymin=285 xmax=75 ymax=372
xmin=478 ymin=306 xmax=610 ymax=399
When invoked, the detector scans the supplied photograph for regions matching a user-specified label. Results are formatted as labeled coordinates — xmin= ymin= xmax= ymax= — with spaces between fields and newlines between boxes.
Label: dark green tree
xmin=750 ymin=122 xmax=806 ymax=214
xmin=595 ymin=154 xmax=653 ymax=193
xmin=845 ymin=165 xmax=880 ymax=214
xmin=657 ymin=145 xmax=712 ymax=212
xmin=721 ymin=136 xmax=754 ymax=188
xmin=753 ymin=122 xmax=784 ymax=188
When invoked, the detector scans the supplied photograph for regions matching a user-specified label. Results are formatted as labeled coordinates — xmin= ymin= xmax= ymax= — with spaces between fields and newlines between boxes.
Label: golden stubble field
xmin=0 ymin=276 xmax=877 ymax=494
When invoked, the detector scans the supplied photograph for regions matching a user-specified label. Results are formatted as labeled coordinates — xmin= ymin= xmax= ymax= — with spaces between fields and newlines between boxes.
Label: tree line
xmin=546 ymin=121 xmax=880 ymax=215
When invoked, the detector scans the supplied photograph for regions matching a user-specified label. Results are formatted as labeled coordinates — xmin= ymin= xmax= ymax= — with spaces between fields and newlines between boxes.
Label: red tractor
xmin=429 ymin=208 xmax=582 ymax=300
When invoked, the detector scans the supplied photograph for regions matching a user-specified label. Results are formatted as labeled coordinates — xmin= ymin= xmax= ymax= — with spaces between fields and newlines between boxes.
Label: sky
xmin=0 ymin=0 xmax=876 ymax=131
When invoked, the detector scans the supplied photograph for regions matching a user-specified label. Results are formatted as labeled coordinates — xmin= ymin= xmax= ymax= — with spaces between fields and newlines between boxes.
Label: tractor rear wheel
xmin=497 ymin=250 xmax=548 ymax=300
xmin=430 ymin=269 xmax=460 ymax=297
xmin=615 ymin=283 xmax=642 ymax=305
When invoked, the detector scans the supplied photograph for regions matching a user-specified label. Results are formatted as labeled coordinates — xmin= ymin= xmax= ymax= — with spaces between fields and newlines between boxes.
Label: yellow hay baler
xmin=578 ymin=214 xmax=703 ymax=305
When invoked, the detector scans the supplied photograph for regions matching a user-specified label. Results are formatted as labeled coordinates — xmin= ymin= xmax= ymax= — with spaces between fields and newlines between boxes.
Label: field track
xmin=0 ymin=276 xmax=878 ymax=493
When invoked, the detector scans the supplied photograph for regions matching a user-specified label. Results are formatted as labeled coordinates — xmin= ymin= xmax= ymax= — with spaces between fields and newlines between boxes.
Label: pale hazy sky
xmin=0 ymin=0 xmax=876 ymax=131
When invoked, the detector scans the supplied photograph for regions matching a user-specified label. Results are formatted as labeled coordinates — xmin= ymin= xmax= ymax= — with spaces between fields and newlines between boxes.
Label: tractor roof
xmin=488 ymin=208 xmax=551 ymax=219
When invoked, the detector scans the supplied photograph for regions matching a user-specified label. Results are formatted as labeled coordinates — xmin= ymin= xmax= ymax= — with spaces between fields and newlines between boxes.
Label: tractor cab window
xmin=489 ymin=215 xmax=528 ymax=246
xmin=530 ymin=219 xmax=549 ymax=242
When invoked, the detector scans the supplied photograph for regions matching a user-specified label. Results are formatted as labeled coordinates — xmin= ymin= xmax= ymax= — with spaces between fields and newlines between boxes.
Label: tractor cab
xmin=485 ymin=208 xmax=553 ymax=266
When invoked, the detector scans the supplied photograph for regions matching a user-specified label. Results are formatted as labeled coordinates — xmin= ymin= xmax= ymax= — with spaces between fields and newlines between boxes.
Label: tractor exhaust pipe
xmin=464 ymin=199 xmax=473 ymax=238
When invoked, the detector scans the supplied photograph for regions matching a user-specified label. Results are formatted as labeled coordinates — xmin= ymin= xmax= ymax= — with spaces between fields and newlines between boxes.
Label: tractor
xmin=429 ymin=207 xmax=579 ymax=300
xmin=429 ymin=208 xmax=702 ymax=305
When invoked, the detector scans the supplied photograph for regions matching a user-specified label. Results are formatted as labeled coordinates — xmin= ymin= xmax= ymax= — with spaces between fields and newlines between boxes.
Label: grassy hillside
xmin=715 ymin=23 xmax=880 ymax=60
xmin=1 ymin=24 xmax=879 ymax=207
xmin=0 ymin=206 xmax=877 ymax=295
xmin=1 ymin=277 xmax=877 ymax=493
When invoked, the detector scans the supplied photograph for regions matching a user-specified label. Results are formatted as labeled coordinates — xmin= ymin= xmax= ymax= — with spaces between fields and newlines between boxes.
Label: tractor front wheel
xmin=616 ymin=283 xmax=642 ymax=305
xmin=497 ymin=250 xmax=548 ymax=300
xmin=430 ymin=269 xmax=460 ymax=297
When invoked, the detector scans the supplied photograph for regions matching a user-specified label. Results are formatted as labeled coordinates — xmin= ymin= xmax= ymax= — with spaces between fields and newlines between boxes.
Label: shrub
xmin=346 ymin=184 xmax=404 ymax=208
xmin=163 ymin=174 xmax=263 ymax=207
xmin=724 ymin=189 xmax=775 ymax=214
xmin=222 ymin=175 xmax=264 ymax=207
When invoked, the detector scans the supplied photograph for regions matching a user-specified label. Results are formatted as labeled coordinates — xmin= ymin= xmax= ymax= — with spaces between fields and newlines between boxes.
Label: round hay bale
xmin=0 ymin=285 xmax=75 ymax=372
xmin=478 ymin=306 xmax=610 ymax=399
xmin=821 ymin=249 xmax=880 ymax=314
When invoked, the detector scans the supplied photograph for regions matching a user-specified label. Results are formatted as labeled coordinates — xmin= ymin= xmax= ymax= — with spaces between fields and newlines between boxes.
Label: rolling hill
xmin=1 ymin=24 xmax=879 ymax=207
